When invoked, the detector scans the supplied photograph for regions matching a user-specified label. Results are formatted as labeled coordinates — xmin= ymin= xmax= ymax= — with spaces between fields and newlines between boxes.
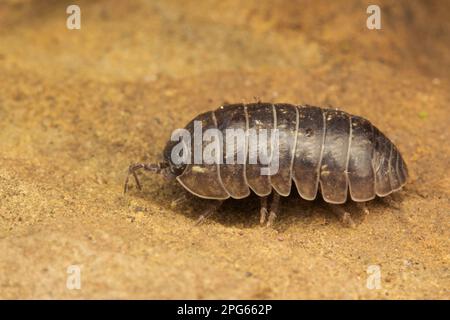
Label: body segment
xmin=292 ymin=106 xmax=326 ymax=200
xmin=245 ymin=103 xmax=275 ymax=196
xmin=319 ymin=109 xmax=351 ymax=204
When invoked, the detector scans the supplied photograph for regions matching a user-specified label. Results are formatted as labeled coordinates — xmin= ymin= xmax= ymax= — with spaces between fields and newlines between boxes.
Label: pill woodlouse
xmin=125 ymin=103 xmax=408 ymax=226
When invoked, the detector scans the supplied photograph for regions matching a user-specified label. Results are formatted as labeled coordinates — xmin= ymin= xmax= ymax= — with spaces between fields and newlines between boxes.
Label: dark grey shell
xmin=174 ymin=103 xmax=408 ymax=203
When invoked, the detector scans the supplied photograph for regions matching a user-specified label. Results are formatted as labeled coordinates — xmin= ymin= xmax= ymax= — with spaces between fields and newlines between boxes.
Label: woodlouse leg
xmin=381 ymin=195 xmax=401 ymax=210
xmin=195 ymin=200 xmax=223 ymax=226
xmin=328 ymin=204 xmax=356 ymax=228
xmin=259 ymin=196 xmax=269 ymax=225
xmin=171 ymin=194 xmax=188 ymax=208
xmin=356 ymin=202 xmax=370 ymax=221
xmin=267 ymin=192 xmax=281 ymax=227
xmin=123 ymin=163 xmax=163 ymax=194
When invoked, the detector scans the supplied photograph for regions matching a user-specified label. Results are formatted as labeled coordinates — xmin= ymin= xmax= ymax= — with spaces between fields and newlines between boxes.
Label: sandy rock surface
xmin=0 ymin=0 xmax=449 ymax=299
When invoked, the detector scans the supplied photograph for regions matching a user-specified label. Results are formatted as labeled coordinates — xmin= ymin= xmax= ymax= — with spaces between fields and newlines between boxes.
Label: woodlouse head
xmin=163 ymin=139 xmax=187 ymax=178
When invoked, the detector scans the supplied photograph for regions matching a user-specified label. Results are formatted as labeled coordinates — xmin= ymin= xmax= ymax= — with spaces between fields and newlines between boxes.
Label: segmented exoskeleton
xmin=125 ymin=103 xmax=408 ymax=226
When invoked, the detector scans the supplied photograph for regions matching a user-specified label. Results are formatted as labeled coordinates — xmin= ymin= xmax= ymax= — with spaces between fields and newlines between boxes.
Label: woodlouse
xmin=125 ymin=103 xmax=408 ymax=226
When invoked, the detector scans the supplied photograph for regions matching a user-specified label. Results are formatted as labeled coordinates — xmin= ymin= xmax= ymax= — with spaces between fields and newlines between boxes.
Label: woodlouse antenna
xmin=123 ymin=162 xmax=168 ymax=194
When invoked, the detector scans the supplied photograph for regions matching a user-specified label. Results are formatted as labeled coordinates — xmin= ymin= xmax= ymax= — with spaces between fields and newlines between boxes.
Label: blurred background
xmin=0 ymin=0 xmax=449 ymax=299
xmin=1 ymin=0 xmax=449 ymax=80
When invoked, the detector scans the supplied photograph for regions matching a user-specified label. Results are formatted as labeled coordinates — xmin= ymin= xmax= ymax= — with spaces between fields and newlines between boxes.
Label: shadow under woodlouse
xmin=124 ymin=177 xmax=408 ymax=230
